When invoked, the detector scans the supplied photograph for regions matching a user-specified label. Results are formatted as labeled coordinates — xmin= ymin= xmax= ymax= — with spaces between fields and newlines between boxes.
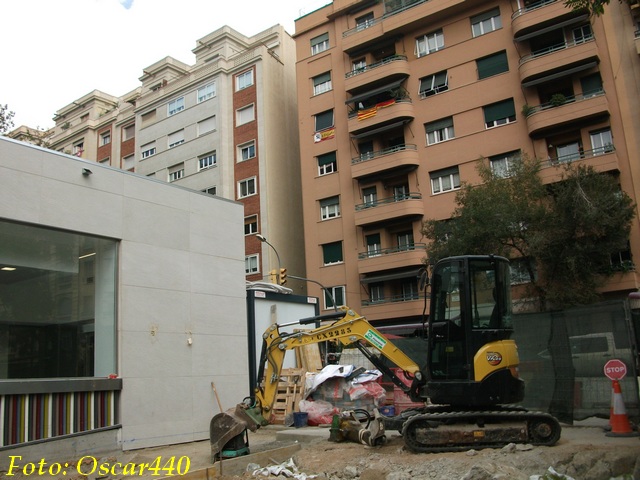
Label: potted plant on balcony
xmin=549 ymin=93 xmax=567 ymax=107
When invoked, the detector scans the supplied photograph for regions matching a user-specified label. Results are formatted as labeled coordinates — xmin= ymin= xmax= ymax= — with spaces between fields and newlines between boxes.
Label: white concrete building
xmin=0 ymin=136 xmax=248 ymax=460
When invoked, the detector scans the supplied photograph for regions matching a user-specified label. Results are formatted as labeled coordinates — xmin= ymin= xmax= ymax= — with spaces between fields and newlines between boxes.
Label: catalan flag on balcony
xmin=357 ymin=107 xmax=377 ymax=120
xmin=314 ymin=128 xmax=335 ymax=143
xmin=376 ymin=98 xmax=396 ymax=109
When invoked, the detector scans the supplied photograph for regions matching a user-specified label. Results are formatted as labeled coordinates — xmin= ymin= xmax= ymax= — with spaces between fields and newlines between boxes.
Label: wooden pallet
xmin=269 ymin=368 xmax=306 ymax=424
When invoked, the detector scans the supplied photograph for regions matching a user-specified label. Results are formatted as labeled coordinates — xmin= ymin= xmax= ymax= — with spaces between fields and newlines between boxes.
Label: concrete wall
xmin=0 ymin=137 xmax=248 ymax=452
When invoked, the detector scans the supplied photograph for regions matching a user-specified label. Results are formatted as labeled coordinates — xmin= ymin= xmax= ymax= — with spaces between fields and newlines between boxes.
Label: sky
xmin=2 ymin=0 xmax=326 ymax=130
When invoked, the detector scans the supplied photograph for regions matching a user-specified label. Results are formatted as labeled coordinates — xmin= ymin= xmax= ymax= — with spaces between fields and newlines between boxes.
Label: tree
xmin=0 ymin=104 xmax=15 ymax=134
xmin=564 ymin=0 xmax=630 ymax=17
xmin=422 ymin=156 xmax=636 ymax=310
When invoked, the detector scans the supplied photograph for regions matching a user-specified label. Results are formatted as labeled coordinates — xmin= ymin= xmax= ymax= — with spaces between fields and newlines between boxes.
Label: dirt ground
xmin=219 ymin=422 xmax=640 ymax=480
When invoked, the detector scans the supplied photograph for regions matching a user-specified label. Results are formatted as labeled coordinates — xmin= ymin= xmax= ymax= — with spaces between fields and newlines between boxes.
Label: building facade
xmin=0 ymin=137 xmax=247 ymax=457
xmin=294 ymin=0 xmax=640 ymax=323
xmin=15 ymin=24 xmax=305 ymax=293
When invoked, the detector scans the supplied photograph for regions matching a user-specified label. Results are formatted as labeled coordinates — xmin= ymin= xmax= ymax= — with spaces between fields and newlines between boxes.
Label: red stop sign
xmin=604 ymin=359 xmax=627 ymax=380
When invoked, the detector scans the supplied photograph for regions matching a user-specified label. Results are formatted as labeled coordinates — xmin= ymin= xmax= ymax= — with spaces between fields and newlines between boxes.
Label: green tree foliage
xmin=422 ymin=156 xmax=636 ymax=310
xmin=0 ymin=104 xmax=15 ymax=134
xmin=564 ymin=0 xmax=631 ymax=17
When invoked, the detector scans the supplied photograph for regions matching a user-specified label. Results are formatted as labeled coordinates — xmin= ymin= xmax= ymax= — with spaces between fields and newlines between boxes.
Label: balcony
xmin=538 ymin=146 xmax=620 ymax=183
xmin=358 ymin=243 xmax=427 ymax=274
xmin=512 ymin=0 xmax=588 ymax=42
xmin=523 ymin=91 xmax=609 ymax=136
xmin=360 ymin=295 xmax=427 ymax=321
xmin=348 ymin=98 xmax=415 ymax=135
xmin=354 ymin=193 xmax=424 ymax=226
xmin=345 ymin=55 xmax=410 ymax=92
xmin=519 ymin=38 xmax=599 ymax=87
xmin=351 ymin=144 xmax=419 ymax=179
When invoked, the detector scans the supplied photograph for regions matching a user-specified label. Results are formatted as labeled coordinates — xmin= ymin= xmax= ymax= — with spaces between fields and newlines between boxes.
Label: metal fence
xmin=513 ymin=300 xmax=639 ymax=424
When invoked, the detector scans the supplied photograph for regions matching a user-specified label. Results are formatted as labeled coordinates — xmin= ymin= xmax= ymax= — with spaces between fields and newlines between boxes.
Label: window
xmin=73 ymin=141 xmax=84 ymax=156
xmin=315 ymin=110 xmax=334 ymax=131
xmin=122 ymin=154 xmax=135 ymax=170
xmin=556 ymin=142 xmax=581 ymax=162
xmin=352 ymin=58 xmax=366 ymax=72
xmin=122 ymin=124 xmax=135 ymax=141
xmin=425 ymin=117 xmax=454 ymax=145
xmin=393 ymin=184 xmax=410 ymax=201
xmin=313 ymin=72 xmax=332 ymax=95
xmin=430 ymin=167 xmax=460 ymax=194
xmin=590 ymin=129 xmax=613 ymax=155
xmin=239 ymin=141 xmax=256 ymax=161
xmin=581 ymin=74 xmax=603 ymax=97
xmin=359 ymin=141 xmax=374 ymax=160
xmin=203 ymin=186 xmax=217 ymax=195
xmin=236 ymin=104 xmax=255 ymax=126
xmin=510 ymin=258 xmax=533 ymax=285
xmin=490 ymin=151 xmax=520 ymax=178
xmin=318 ymin=151 xmax=337 ymax=176
xmin=199 ymin=152 xmax=217 ymax=170
xmin=244 ymin=215 xmax=258 ymax=235
xmin=100 ymin=157 xmax=110 ymax=165
xmin=356 ymin=12 xmax=374 ymax=31
xmin=483 ymin=99 xmax=516 ymax=128
xmin=477 ymin=51 xmax=508 ymax=79
xmin=471 ymin=8 xmax=502 ymax=37
xmin=419 ymin=71 xmax=448 ymax=98
xmin=366 ymin=233 xmax=382 ymax=256
xmin=168 ymin=163 xmax=184 ymax=182
xmin=322 ymin=241 xmax=343 ymax=265
xmin=236 ymin=70 xmax=254 ymax=91
xmin=238 ymin=177 xmax=257 ymax=198
xmin=311 ymin=33 xmax=329 ymax=55
xmin=363 ymin=186 xmax=377 ymax=206
xmin=198 ymin=82 xmax=216 ymax=102
xmin=320 ymin=196 xmax=340 ymax=220
xmin=168 ymin=130 xmax=185 ymax=148
xmin=325 ymin=286 xmax=345 ymax=309
xmin=245 ymin=255 xmax=259 ymax=275
xmin=401 ymin=280 xmax=419 ymax=300
xmin=168 ymin=97 xmax=185 ymax=116
xmin=141 ymin=110 xmax=156 ymax=127
xmin=141 ymin=142 xmax=156 ymax=159
xmin=416 ymin=30 xmax=444 ymax=57
xmin=573 ymin=24 xmax=593 ymax=44
xmin=397 ymin=231 xmax=415 ymax=250
xmin=198 ymin=116 xmax=216 ymax=135
xmin=0 ymin=221 xmax=117 ymax=379
xmin=370 ymin=283 xmax=384 ymax=303
xmin=100 ymin=131 xmax=111 ymax=146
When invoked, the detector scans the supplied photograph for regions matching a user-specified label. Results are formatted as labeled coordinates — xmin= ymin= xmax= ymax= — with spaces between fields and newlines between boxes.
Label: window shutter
xmin=313 ymin=72 xmax=331 ymax=86
xmin=318 ymin=151 xmax=336 ymax=166
xmin=323 ymin=242 xmax=343 ymax=263
xmin=477 ymin=51 xmax=508 ymax=79
xmin=425 ymin=117 xmax=453 ymax=133
xmin=483 ymin=99 xmax=515 ymax=123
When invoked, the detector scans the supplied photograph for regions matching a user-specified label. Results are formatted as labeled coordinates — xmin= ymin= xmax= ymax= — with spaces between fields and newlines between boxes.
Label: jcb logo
xmin=486 ymin=352 xmax=502 ymax=366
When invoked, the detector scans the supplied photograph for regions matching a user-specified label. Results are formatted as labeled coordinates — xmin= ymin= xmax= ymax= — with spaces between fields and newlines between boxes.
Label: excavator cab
xmin=425 ymin=255 xmax=525 ymax=407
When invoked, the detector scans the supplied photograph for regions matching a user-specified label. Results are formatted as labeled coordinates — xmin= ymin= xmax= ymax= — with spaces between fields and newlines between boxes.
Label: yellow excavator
xmin=210 ymin=255 xmax=561 ymax=458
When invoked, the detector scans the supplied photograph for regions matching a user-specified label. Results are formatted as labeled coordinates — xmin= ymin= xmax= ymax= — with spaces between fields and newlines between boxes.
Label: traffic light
xmin=269 ymin=269 xmax=277 ymax=284
xmin=278 ymin=267 xmax=287 ymax=286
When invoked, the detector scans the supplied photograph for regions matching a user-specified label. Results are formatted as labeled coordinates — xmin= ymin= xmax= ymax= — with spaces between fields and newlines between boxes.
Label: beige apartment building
xmin=15 ymin=24 xmax=305 ymax=291
xmin=294 ymin=0 xmax=640 ymax=323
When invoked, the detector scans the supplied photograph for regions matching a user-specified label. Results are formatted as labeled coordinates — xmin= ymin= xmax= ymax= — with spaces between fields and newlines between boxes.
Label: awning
xmin=515 ymin=14 xmax=589 ymax=42
xmin=522 ymin=61 xmax=598 ymax=87
xmin=351 ymin=120 xmax=407 ymax=139
xmin=360 ymin=268 xmax=422 ymax=284
xmin=345 ymin=78 xmax=405 ymax=104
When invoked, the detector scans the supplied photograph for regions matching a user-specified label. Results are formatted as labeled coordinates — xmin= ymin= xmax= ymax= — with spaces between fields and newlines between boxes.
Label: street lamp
xmin=256 ymin=234 xmax=281 ymax=278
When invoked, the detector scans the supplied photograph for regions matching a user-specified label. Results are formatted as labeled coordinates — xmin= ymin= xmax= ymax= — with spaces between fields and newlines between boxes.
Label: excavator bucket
xmin=210 ymin=403 xmax=262 ymax=461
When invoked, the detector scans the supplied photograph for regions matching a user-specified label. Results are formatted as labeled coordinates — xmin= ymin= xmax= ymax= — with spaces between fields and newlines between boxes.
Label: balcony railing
xmin=345 ymin=55 xmax=408 ymax=79
xmin=358 ymin=242 xmax=427 ymax=260
xmin=511 ymin=0 xmax=559 ymax=19
xmin=523 ymin=89 xmax=605 ymax=117
xmin=362 ymin=293 xmax=425 ymax=306
xmin=343 ymin=17 xmax=384 ymax=37
xmin=383 ymin=0 xmax=429 ymax=18
xmin=355 ymin=192 xmax=422 ymax=211
xmin=352 ymin=144 xmax=417 ymax=165
xmin=348 ymin=97 xmax=412 ymax=120
xmin=519 ymin=36 xmax=595 ymax=65
xmin=544 ymin=145 xmax=616 ymax=167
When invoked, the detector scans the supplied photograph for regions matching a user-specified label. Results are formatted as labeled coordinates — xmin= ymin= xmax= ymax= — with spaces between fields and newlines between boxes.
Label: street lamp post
xmin=256 ymin=234 xmax=281 ymax=278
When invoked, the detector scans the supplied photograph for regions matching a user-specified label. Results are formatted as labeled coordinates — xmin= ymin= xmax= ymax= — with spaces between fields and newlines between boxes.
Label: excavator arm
xmin=210 ymin=306 xmax=424 ymax=459
xmin=255 ymin=307 xmax=425 ymax=422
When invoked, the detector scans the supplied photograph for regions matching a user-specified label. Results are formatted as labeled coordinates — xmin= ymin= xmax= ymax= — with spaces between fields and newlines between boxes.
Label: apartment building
xmin=16 ymin=24 xmax=305 ymax=290
xmin=294 ymin=0 xmax=640 ymax=323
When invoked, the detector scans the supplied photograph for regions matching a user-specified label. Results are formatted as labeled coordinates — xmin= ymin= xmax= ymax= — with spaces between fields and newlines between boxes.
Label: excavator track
xmin=401 ymin=408 xmax=562 ymax=453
